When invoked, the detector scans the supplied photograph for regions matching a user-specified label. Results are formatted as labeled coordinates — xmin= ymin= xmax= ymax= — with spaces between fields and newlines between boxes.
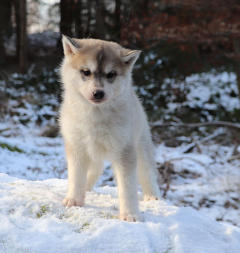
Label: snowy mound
xmin=0 ymin=173 xmax=239 ymax=253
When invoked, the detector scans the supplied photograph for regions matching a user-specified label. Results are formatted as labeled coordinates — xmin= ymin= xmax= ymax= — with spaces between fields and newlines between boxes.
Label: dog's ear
xmin=62 ymin=35 xmax=81 ymax=56
xmin=122 ymin=49 xmax=141 ymax=68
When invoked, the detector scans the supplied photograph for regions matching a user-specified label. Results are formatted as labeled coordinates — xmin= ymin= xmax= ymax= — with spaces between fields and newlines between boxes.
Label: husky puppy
xmin=59 ymin=36 xmax=160 ymax=221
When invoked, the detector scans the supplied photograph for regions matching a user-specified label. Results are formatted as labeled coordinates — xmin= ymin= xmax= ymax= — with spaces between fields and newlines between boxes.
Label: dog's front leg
xmin=113 ymin=146 xmax=141 ymax=222
xmin=63 ymin=142 xmax=88 ymax=207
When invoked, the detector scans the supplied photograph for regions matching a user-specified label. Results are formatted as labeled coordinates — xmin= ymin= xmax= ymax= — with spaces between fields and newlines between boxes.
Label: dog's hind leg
xmin=137 ymin=139 xmax=160 ymax=201
xmin=86 ymin=160 xmax=103 ymax=191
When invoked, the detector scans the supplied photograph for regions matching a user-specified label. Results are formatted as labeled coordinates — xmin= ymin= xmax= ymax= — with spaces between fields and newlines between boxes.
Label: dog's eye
xmin=106 ymin=71 xmax=117 ymax=79
xmin=81 ymin=69 xmax=91 ymax=77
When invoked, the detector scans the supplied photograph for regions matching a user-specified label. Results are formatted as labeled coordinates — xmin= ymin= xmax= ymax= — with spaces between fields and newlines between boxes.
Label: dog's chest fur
xmin=62 ymin=101 xmax=132 ymax=159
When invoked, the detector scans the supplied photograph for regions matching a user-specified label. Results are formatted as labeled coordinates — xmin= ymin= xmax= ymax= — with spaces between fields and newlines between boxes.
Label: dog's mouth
xmin=89 ymin=98 xmax=107 ymax=104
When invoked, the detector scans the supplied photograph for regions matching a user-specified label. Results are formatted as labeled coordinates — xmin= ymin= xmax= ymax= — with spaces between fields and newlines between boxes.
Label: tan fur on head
xmin=61 ymin=36 xmax=141 ymax=105
xmin=62 ymin=35 xmax=141 ymax=71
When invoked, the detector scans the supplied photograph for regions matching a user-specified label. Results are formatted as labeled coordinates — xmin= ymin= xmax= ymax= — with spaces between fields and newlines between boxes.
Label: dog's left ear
xmin=122 ymin=49 xmax=141 ymax=68
xmin=62 ymin=35 xmax=81 ymax=56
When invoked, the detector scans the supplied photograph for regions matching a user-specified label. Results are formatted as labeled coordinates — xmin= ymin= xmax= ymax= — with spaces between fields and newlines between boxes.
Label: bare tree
xmin=60 ymin=0 xmax=74 ymax=36
xmin=0 ymin=0 xmax=12 ymax=65
xmin=85 ymin=0 xmax=92 ymax=36
xmin=115 ymin=0 xmax=121 ymax=41
xmin=73 ymin=0 xmax=82 ymax=37
xmin=19 ymin=0 xmax=28 ymax=73
xmin=233 ymin=40 xmax=240 ymax=95
xmin=95 ymin=0 xmax=105 ymax=39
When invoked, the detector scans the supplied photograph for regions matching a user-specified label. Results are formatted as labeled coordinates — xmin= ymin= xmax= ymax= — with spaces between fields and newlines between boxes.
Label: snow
xmin=0 ymin=173 xmax=240 ymax=253
xmin=155 ymin=137 xmax=240 ymax=226
xmin=185 ymin=71 xmax=240 ymax=111
xmin=0 ymin=136 xmax=66 ymax=180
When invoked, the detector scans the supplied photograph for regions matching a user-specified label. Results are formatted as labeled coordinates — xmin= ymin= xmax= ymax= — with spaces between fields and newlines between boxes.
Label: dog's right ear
xmin=62 ymin=35 xmax=81 ymax=56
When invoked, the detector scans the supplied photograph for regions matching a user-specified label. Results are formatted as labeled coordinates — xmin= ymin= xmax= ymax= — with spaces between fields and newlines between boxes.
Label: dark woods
xmin=0 ymin=0 xmax=27 ymax=73
xmin=59 ymin=0 xmax=119 ymax=41
xmin=1 ymin=0 xmax=240 ymax=105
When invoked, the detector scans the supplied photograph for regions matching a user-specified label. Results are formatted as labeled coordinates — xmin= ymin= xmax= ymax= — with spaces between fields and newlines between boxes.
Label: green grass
xmin=36 ymin=205 xmax=49 ymax=218
xmin=0 ymin=142 xmax=24 ymax=153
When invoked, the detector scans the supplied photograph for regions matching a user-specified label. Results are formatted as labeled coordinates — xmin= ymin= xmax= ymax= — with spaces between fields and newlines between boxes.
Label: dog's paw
xmin=143 ymin=195 xmax=159 ymax=201
xmin=119 ymin=213 xmax=143 ymax=222
xmin=62 ymin=197 xmax=84 ymax=207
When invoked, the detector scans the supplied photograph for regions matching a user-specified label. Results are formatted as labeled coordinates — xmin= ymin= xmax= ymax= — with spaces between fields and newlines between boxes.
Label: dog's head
xmin=61 ymin=36 xmax=141 ymax=105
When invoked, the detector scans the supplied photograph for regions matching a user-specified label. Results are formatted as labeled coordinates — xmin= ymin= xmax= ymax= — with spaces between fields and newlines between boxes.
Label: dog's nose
xmin=93 ymin=90 xmax=105 ymax=100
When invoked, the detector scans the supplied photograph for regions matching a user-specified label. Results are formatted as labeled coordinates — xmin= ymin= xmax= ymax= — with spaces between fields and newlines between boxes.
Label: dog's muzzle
xmin=91 ymin=90 xmax=105 ymax=103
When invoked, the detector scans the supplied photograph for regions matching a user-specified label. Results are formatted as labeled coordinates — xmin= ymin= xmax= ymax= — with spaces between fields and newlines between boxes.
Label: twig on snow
xmin=227 ymin=154 xmax=240 ymax=162
xmin=0 ymin=128 xmax=10 ymax=133
xmin=181 ymin=130 xmax=226 ymax=153
xmin=167 ymin=156 xmax=208 ymax=169
xmin=151 ymin=121 xmax=240 ymax=130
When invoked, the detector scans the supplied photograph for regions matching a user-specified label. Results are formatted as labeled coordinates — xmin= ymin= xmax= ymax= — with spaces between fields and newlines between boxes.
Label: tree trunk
xmin=0 ymin=35 xmax=5 ymax=66
xmin=115 ymin=0 xmax=121 ymax=41
xmin=14 ymin=0 xmax=20 ymax=60
xmin=0 ymin=0 xmax=12 ymax=65
xmin=19 ymin=0 xmax=28 ymax=73
xmin=60 ymin=0 xmax=74 ymax=36
xmin=233 ymin=39 xmax=240 ymax=99
xmin=73 ymin=0 xmax=82 ymax=37
xmin=85 ymin=0 xmax=92 ymax=36
xmin=95 ymin=0 xmax=105 ymax=39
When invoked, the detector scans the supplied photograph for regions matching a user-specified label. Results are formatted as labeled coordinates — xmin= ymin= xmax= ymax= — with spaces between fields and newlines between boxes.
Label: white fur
xmin=59 ymin=37 xmax=160 ymax=222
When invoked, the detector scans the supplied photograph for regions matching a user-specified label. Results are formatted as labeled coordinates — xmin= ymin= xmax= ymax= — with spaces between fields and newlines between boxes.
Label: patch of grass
xmin=0 ymin=142 xmax=24 ymax=153
xmin=0 ymin=142 xmax=49 ymax=156
xmin=36 ymin=205 xmax=49 ymax=218
xmin=82 ymin=222 xmax=90 ymax=228
xmin=74 ymin=222 xmax=90 ymax=233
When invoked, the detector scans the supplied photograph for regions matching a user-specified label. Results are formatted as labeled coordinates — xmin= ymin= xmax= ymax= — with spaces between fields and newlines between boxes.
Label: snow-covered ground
xmin=0 ymin=70 xmax=240 ymax=252
xmin=156 ymin=138 xmax=240 ymax=227
xmin=1 ymin=173 xmax=240 ymax=253
xmin=0 ymin=130 xmax=239 ymax=228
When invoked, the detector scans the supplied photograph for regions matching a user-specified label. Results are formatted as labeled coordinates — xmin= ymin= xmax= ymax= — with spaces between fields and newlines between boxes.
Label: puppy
xmin=59 ymin=36 xmax=160 ymax=221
